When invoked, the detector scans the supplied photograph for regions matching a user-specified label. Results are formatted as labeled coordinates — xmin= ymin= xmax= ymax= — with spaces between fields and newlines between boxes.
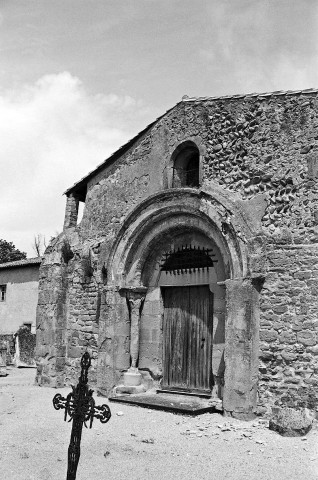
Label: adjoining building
xmin=35 ymin=89 xmax=318 ymax=418
xmin=0 ymin=257 xmax=41 ymax=362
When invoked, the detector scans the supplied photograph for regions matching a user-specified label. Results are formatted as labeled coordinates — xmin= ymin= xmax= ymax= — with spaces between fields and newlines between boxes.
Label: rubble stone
xmin=269 ymin=407 xmax=314 ymax=436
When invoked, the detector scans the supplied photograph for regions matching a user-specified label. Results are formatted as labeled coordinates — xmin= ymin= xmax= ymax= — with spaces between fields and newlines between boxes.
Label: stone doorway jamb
xmin=222 ymin=276 xmax=262 ymax=419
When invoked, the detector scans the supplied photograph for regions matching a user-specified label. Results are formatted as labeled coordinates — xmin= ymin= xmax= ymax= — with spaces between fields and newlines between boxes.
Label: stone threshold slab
xmin=109 ymin=392 xmax=222 ymax=415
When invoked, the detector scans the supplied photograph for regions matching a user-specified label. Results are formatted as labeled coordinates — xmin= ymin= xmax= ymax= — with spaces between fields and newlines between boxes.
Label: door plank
xmin=162 ymin=285 xmax=213 ymax=393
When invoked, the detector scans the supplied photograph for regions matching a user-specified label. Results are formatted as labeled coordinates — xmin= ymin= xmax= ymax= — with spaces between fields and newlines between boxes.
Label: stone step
xmin=109 ymin=392 xmax=223 ymax=415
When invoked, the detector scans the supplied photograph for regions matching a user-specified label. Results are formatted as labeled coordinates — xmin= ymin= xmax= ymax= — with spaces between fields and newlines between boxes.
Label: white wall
xmin=0 ymin=266 xmax=39 ymax=335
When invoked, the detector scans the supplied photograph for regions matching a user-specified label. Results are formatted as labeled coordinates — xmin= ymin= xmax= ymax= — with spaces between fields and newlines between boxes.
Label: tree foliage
xmin=0 ymin=239 xmax=27 ymax=264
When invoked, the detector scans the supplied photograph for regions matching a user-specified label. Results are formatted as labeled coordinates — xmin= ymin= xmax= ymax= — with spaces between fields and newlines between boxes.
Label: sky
xmin=1 ymin=0 xmax=318 ymax=257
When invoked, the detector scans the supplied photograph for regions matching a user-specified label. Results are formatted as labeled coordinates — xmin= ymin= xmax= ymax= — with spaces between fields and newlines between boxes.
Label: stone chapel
xmin=35 ymin=89 xmax=318 ymax=419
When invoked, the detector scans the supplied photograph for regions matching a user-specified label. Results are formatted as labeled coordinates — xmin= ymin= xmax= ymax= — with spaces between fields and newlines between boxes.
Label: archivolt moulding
xmin=104 ymin=189 xmax=254 ymax=288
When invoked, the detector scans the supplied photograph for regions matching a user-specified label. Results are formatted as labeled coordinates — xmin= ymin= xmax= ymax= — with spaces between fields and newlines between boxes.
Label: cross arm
xmin=53 ymin=392 xmax=68 ymax=411
xmin=53 ymin=391 xmax=75 ymax=422
xmin=91 ymin=403 xmax=111 ymax=425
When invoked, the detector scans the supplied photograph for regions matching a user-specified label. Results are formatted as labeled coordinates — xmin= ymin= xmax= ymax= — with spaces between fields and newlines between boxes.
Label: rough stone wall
xmin=80 ymin=146 xmax=152 ymax=246
xmin=36 ymin=237 xmax=102 ymax=386
xmin=63 ymin=194 xmax=79 ymax=229
xmin=36 ymin=255 xmax=68 ymax=388
xmin=161 ymin=94 xmax=318 ymax=412
xmin=64 ymin=260 xmax=100 ymax=385
xmin=198 ymin=95 xmax=318 ymax=237
xmin=259 ymin=244 xmax=318 ymax=412
xmin=76 ymin=93 xmax=318 ymax=247
xmin=36 ymin=91 xmax=318 ymax=413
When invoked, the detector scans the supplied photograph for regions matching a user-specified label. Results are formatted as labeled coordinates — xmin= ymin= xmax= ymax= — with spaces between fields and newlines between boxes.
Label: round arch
xmin=171 ymin=140 xmax=200 ymax=188
xmin=106 ymin=189 xmax=249 ymax=288
xmin=165 ymin=138 xmax=206 ymax=189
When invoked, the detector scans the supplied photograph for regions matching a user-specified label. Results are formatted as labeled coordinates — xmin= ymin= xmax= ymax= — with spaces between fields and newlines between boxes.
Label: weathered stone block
xmin=269 ymin=407 xmax=314 ymax=436
xmin=268 ymin=253 xmax=292 ymax=270
xmin=307 ymin=345 xmax=318 ymax=355
xmin=303 ymin=376 xmax=318 ymax=386
xmin=272 ymin=304 xmax=288 ymax=314
xmin=259 ymin=350 xmax=275 ymax=361
xmin=297 ymin=330 xmax=317 ymax=346
xmin=294 ymin=271 xmax=312 ymax=280
xmin=279 ymin=330 xmax=297 ymax=344
xmin=281 ymin=350 xmax=298 ymax=362
xmin=307 ymin=154 xmax=318 ymax=179
xmin=55 ymin=357 xmax=65 ymax=372
xmin=260 ymin=329 xmax=278 ymax=342
xmin=284 ymin=377 xmax=300 ymax=384
xmin=68 ymin=346 xmax=83 ymax=358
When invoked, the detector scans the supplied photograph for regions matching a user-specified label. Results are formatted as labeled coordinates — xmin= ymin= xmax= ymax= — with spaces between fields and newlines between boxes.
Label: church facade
xmin=35 ymin=89 xmax=318 ymax=418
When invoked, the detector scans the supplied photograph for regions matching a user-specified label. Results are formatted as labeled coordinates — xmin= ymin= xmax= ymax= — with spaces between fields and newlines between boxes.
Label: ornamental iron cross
xmin=53 ymin=352 xmax=111 ymax=480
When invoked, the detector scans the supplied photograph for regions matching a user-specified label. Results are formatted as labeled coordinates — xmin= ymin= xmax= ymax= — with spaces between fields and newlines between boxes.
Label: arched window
xmin=172 ymin=142 xmax=200 ymax=188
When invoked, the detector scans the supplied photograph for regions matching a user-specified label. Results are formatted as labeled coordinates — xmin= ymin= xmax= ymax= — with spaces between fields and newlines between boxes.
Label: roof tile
xmin=0 ymin=257 xmax=42 ymax=269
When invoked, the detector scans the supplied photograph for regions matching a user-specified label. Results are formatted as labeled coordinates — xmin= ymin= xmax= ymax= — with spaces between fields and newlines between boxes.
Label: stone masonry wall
xmin=36 ymin=237 xmax=102 ymax=386
xmin=84 ymin=92 xmax=318 ymax=406
xmin=78 ymin=92 xmax=318 ymax=246
xmin=37 ymin=90 xmax=318 ymax=411
xmin=64 ymin=265 xmax=100 ymax=385
xmin=36 ymin=257 xmax=68 ymax=388
xmin=258 ymin=244 xmax=318 ymax=412
xmin=164 ymin=94 xmax=318 ymax=412
xmin=163 ymin=92 xmax=318 ymax=412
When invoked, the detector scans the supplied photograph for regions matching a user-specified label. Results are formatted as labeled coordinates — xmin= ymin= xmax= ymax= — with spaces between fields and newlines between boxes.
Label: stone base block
xmin=207 ymin=398 xmax=223 ymax=412
xmin=113 ymin=384 xmax=146 ymax=395
xmin=123 ymin=368 xmax=142 ymax=386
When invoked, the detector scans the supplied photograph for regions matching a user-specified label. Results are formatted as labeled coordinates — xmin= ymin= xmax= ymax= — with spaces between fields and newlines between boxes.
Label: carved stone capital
xmin=119 ymin=286 xmax=148 ymax=299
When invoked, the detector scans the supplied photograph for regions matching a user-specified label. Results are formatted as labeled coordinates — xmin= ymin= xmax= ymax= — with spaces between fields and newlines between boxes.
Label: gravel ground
xmin=1 ymin=367 xmax=318 ymax=480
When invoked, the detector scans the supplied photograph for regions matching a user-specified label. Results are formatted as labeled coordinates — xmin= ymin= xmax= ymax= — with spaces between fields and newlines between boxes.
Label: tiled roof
xmin=0 ymin=257 xmax=42 ymax=269
xmin=65 ymin=88 xmax=318 ymax=197
xmin=181 ymin=87 xmax=318 ymax=102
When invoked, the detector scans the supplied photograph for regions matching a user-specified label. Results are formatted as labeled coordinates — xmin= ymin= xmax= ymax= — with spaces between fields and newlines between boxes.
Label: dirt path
xmin=1 ymin=367 xmax=318 ymax=480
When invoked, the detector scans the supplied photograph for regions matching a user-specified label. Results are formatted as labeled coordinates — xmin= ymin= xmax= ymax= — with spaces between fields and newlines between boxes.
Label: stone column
xmin=123 ymin=287 xmax=147 ymax=387
xmin=63 ymin=193 xmax=79 ymax=229
xmin=128 ymin=296 xmax=143 ymax=369
xmin=223 ymin=277 xmax=261 ymax=419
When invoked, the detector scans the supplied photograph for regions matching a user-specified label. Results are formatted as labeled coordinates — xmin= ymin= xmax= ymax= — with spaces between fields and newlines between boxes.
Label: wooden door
xmin=162 ymin=285 xmax=213 ymax=394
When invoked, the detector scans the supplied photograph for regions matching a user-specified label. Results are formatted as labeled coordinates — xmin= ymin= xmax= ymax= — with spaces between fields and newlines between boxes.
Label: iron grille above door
xmin=160 ymin=245 xmax=217 ymax=274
